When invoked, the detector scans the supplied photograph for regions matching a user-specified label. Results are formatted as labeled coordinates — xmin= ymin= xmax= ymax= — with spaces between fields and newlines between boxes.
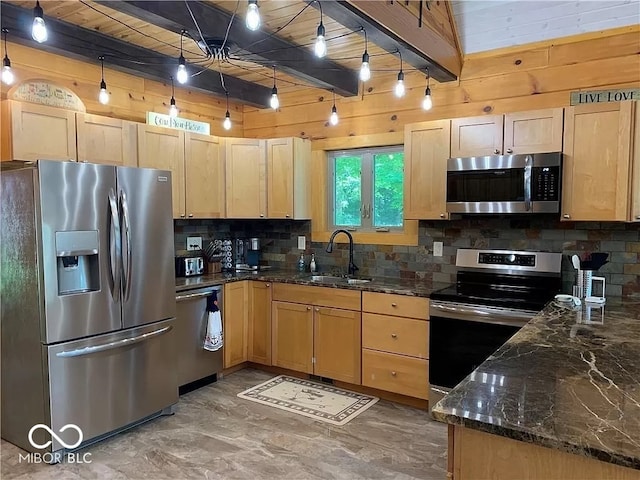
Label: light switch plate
xmin=433 ymin=241 xmax=443 ymax=257
xmin=187 ymin=236 xmax=202 ymax=251
xmin=297 ymin=236 xmax=306 ymax=250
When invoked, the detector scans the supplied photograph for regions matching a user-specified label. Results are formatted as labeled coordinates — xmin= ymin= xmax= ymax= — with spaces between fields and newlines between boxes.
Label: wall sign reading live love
xmin=146 ymin=112 xmax=210 ymax=135
xmin=570 ymin=88 xmax=639 ymax=106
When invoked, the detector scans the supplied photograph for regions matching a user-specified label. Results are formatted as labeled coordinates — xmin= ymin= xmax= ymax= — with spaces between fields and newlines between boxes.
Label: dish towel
xmin=204 ymin=292 xmax=223 ymax=352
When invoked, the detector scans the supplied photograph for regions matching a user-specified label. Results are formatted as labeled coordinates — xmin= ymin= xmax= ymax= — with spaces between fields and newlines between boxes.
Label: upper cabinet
xmin=404 ymin=120 xmax=451 ymax=220
xmin=1 ymin=100 xmax=76 ymax=162
xmin=76 ymin=113 xmax=137 ymax=167
xmin=562 ymin=101 xmax=635 ymax=222
xmin=451 ymin=108 xmax=563 ymax=157
xmin=225 ymin=138 xmax=267 ymax=218
xmin=631 ymin=102 xmax=640 ymax=222
xmin=266 ymin=137 xmax=311 ymax=219
xmin=184 ymin=133 xmax=225 ymax=219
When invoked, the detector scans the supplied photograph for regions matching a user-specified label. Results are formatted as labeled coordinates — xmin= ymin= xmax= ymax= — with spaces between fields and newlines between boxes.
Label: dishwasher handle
xmin=176 ymin=287 xmax=221 ymax=302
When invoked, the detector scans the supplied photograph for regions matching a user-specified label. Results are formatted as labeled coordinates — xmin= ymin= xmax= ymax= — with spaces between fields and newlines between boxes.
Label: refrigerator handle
xmin=108 ymin=189 xmax=121 ymax=302
xmin=120 ymin=190 xmax=133 ymax=301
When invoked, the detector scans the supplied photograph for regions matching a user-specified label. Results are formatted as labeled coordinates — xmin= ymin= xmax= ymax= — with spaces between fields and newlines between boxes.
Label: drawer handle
xmin=391 ymin=303 xmax=397 ymax=307
xmin=315 ymin=308 xmax=320 ymax=312
xmin=306 ymin=307 xmax=311 ymax=311
xmin=391 ymin=371 xmax=397 ymax=377
xmin=391 ymin=333 xmax=397 ymax=339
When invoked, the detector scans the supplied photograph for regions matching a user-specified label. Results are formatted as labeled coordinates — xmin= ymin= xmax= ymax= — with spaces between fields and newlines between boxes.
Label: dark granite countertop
xmin=431 ymin=297 xmax=640 ymax=470
xmin=175 ymin=271 xmax=448 ymax=297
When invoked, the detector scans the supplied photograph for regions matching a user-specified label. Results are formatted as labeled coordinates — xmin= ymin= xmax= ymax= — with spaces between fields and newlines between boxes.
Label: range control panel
xmin=478 ymin=252 xmax=536 ymax=267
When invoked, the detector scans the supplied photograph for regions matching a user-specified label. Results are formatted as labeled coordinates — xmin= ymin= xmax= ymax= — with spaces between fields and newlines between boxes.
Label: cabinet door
xmin=225 ymin=138 xmax=266 ymax=218
xmin=314 ymin=307 xmax=361 ymax=384
xmin=185 ymin=133 xmax=225 ymax=219
xmin=248 ymin=281 xmax=272 ymax=365
xmin=267 ymin=137 xmax=310 ymax=219
xmin=76 ymin=113 xmax=137 ymax=166
xmin=223 ymin=281 xmax=249 ymax=368
xmin=562 ymin=102 xmax=633 ymax=221
xmin=3 ymin=100 xmax=76 ymax=161
xmin=137 ymin=125 xmax=185 ymax=219
xmin=631 ymin=101 xmax=640 ymax=222
xmin=271 ymin=301 xmax=313 ymax=373
xmin=503 ymin=108 xmax=564 ymax=154
xmin=451 ymin=115 xmax=503 ymax=157
xmin=404 ymin=120 xmax=451 ymax=220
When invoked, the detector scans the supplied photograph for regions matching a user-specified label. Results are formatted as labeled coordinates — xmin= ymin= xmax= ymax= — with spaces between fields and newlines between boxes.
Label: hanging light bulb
xmin=246 ymin=1 xmax=261 ymax=31
xmin=223 ymin=92 xmax=232 ymax=130
xmin=359 ymin=29 xmax=370 ymax=82
xmin=169 ymin=76 xmax=178 ymax=118
xmin=1 ymin=29 xmax=14 ymax=86
xmin=270 ymin=66 xmax=280 ymax=110
xmin=314 ymin=2 xmax=326 ymax=58
xmin=31 ymin=1 xmax=48 ymax=43
xmin=329 ymin=90 xmax=338 ymax=126
xmin=394 ymin=51 xmax=405 ymax=98
xmin=422 ymin=68 xmax=433 ymax=111
xmin=176 ymin=31 xmax=188 ymax=84
xmin=98 ymin=56 xmax=109 ymax=105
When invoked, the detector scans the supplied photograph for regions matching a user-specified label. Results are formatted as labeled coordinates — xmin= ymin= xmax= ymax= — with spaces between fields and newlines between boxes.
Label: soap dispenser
xmin=310 ymin=254 xmax=317 ymax=273
xmin=298 ymin=253 xmax=306 ymax=272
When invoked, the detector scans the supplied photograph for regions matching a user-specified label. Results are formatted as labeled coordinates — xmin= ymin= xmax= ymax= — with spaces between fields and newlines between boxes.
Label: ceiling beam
xmin=95 ymin=0 xmax=359 ymax=97
xmin=0 ymin=1 xmax=272 ymax=107
xmin=311 ymin=0 xmax=461 ymax=82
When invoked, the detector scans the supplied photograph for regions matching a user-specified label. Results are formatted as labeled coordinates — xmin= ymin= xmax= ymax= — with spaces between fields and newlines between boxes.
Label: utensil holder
xmin=574 ymin=270 xmax=593 ymax=298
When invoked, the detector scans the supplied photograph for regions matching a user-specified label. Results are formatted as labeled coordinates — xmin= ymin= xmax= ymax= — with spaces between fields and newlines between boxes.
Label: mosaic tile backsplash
xmin=174 ymin=216 xmax=640 ymax=297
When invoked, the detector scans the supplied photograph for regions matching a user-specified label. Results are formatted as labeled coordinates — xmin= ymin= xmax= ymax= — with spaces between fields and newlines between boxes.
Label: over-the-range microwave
xmin=446 ymin=152 xmax=562 ymax=214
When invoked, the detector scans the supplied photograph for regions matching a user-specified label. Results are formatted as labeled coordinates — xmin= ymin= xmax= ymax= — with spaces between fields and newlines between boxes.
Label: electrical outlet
xmin=297 ymin=236 xmax=306 ymax=250
xmin=433 ymin=241 xmax=443 ymax=257
xmin=187 ymin=236 xmax=202 ymax=251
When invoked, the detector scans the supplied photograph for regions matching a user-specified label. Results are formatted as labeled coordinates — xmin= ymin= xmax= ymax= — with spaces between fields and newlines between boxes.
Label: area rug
xmin=237 ymin=375 xmax=379 ymax=426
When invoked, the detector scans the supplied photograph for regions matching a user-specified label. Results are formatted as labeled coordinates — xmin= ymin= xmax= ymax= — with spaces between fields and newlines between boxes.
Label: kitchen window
xmin=328 ymin=146 xmax=404 ymax=232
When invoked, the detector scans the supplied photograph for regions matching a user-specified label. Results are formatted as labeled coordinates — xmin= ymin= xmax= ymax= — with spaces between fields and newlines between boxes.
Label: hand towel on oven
xmin=204 ymin=291 xmax=223 ymax=352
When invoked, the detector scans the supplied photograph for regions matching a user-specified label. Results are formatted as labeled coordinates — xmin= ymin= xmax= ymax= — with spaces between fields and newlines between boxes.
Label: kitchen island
xmin=432 ymin=298 xmax=640 ymax=479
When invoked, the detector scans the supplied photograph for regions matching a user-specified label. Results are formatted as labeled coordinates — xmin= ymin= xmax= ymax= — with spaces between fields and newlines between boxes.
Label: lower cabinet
xmin=248 ymin=281 xmax=272 ymax=365
xmin=223 ymin=281 xmax=249 ymax=368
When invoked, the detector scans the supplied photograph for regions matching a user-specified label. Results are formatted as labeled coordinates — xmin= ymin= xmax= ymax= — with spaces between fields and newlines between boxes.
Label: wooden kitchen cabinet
xmin=314 ymin=307 xmax=361 ymax=384
xmin=225 ymin=138 xmax=267 ymax=218
xmin=271 ymin=300 xmax=314 ymax=373
xmin=562 ymin=101 xmax=634 ymax=221
xmin=404 ymin=120 xmax=451 ymax=220
xmin=1 ymin=100 xmax=76 ymax=161
xmin=76 ymin=113 xmax=137 ymax=166
xmin=248 ymin=281 xmax=272 ymax=365
xmin=630 ymin=101 xmax=640 ymax=222
xmin=184 ymin=133 xmax=225 ymax=219
xmin=266 ymin=137 xmax=311 ymax=219
xmin=223 ymin=281 xmax=249 ymax=368
xmin=451 ymin=115 xmax=503 ymax=157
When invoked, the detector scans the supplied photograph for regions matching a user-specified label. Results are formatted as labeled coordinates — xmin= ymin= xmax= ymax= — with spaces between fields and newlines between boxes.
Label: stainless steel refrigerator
xmin=1 ymin=160 xmax=177 ymax=455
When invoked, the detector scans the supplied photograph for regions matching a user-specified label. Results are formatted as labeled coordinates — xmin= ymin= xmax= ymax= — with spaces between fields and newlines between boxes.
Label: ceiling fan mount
xmin=196 ymin=37 xmax=234 ymax=61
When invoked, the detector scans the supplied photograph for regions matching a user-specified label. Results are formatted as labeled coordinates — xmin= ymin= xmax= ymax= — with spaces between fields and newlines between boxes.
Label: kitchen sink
xmin=307 ymin=275 xmax=371 ymax=285
xmin=346 ymin=278 xmax=370 ymax=285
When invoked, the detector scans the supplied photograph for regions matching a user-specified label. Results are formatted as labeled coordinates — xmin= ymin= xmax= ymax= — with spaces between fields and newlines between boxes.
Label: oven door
xmin=428 ymin=301 xmax=537 ymax=408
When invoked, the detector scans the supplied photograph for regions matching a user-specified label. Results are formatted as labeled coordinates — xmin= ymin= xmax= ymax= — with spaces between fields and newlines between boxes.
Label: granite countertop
xmin=175 ymin=270 xmax=448 ymax=297
xmin=431 ymin=297 xmax=640 ymax=470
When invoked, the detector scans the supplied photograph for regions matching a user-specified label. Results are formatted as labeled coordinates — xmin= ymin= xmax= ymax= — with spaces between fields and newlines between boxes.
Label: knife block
xmin=207 ymin=261 xmax=221 ymax=274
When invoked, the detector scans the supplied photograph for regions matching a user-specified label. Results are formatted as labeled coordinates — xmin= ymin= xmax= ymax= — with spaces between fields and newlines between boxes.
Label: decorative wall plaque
xmin=9 ymin=80 xmax=86 ymax=111
xmin=570 ymin=88 xmax=639 ymax=106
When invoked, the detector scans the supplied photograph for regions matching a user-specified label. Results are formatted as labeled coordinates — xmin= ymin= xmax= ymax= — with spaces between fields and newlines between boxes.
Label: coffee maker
xmin=235 ymin=238 xmax=261 ymax=270
xmin=246 ymin=238 xmax=261 ymax=267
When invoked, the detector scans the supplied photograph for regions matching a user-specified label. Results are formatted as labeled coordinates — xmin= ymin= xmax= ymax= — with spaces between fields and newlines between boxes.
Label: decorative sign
xmin=9 ymin=80 xmax=85 ymax=111
xmin=570 ymin=88 xmax=639 ymax=106
xmin=146 ymin=112 xmax=210 ymax=135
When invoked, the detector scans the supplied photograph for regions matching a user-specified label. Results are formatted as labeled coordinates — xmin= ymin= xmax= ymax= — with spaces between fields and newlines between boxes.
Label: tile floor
xmin=1 ymin=369 xmax=447 ymax=479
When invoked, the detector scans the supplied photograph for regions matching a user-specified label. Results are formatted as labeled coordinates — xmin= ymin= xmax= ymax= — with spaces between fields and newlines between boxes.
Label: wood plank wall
xmin=0 ymin=42 xmax=244 ymax=136
xmin=243 ymin=26 xmax=640 ymax=139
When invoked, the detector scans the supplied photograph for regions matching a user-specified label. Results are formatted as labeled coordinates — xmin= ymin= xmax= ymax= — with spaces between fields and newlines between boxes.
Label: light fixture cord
xmin=272 ymin=65 xmax=276 ymax=88
xmin=363 ymin=27 xmax=368 ymax=52
xmin=2 ymin=29 xmax=8 ymax=56
xmin=426 ymin=67 xmax=430 ymax=88
xmin=332 ymin=88 xmax=336 ymax=108
xmin=171 ymin=76 xmax=175 ymax=96
xmin=398 ymin=50 xmax=403 ymax=72
xmin=226 ymin=90 xmax=230 ymax=111
xmin=316 ymin=0 xmax=323 ymax=24
xmin=180 ymin=29 xmax=184 ymax=56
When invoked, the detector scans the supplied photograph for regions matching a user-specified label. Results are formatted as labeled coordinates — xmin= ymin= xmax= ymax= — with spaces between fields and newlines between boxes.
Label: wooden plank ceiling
xmin=0 ymin=0 xmax=460 ymax=107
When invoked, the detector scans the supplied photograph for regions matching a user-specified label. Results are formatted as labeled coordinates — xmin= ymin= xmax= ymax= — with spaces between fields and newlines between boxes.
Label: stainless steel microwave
xmin=446 ymin=152 xmax=562 ymax=214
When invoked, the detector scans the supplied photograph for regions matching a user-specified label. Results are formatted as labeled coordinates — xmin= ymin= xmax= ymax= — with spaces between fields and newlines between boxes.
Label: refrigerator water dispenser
xmin=55 ymin=231 xmax=100 ymax=295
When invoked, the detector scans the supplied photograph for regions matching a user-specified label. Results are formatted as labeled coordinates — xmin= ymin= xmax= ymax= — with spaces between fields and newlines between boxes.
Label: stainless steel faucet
xmin=326 ymin=229 xmax=358 ymax=276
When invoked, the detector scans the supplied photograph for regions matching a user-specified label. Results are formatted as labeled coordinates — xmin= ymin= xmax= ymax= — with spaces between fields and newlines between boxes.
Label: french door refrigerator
xmin=1 ymin=160 xmax=177 ymax=455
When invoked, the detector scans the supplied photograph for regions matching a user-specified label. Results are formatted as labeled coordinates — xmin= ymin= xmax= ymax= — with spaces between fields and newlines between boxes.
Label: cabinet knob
xmin=563 ymin=214 xmax=570 ymax=219
xmin=265 ymin=283 xmax=270 ymax=287
xmin=391 ymin=333 xmax=397 ymax=339
xmin=180 ymin=214 xmax=185 ymax=218
xmin=391 ymin=303 xmax=397 ymax=307
xmin=306 ymin=306 xmax=311 ymax=311
xmin=285 ymin=214 xmax=290 ymax=218
xmin=260 ymin=214 xmax=265 ymax=218
xmin=440 ymin=213 xmax=445 ymax=218
xmin=494 ymin=149 xmax=500 ymax=154
xmin=188 ymin=213 xmax=193 ymax=218
xmin=636 ymin=215 xmax=640 ymax=220
xmin=391 ymin=371 xmax=397 ymax=377
xmin=315 ymin=308 xmax=320 ymax=312
xmin=506 ymin=148 xmax=513 ymax=154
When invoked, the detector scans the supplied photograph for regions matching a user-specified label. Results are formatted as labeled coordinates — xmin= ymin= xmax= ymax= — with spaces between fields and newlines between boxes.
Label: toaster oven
xmin=175 ymin=256 xmax=204 ymax=277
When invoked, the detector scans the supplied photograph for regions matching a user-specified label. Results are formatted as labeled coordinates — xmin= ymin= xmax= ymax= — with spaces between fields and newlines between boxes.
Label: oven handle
xmin=429 ymin=301 xmax=536 ymax=327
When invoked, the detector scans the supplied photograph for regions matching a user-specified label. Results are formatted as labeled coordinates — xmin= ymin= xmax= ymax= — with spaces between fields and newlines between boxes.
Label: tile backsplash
xmin=174 ymin=216 xmax=640 ymax=297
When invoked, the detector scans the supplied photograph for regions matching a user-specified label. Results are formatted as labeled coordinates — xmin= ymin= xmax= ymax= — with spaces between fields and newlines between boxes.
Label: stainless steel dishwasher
xmin=175 ymin=286 xmax=223 ymax=388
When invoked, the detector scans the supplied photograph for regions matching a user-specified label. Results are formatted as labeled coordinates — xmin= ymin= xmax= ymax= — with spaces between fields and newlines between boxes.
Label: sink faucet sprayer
xmin=326 ymin=229 xmax=358 ymax=276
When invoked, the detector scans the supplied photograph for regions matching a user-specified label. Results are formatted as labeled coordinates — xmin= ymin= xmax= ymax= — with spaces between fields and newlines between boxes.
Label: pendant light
xmin=422 ymin=68 xmax=433 ymax=111
xmin=176 ymin=30 xmax=188 ymax=85
xmin=246 ymin=1 xmax=261 ymax=31
xmin=2 ymin=29 xmax=14 ymax=86
xmin=329 ymin=90 xmax=338 ymax=126
xmin=98 ymin=56 xmax=109 ymax=105
xmin=31 ymin=1 xmax=48 ymax=43
xmin=359 ymin=28 xmax=370 ymax=82
xmin=394 ymin=51 xmax=405 ymax=98
xmin=314 ymin=1 xmax=326 ymax=58
xmin=169 ymin=76 xmax=178 ymax=118
xmin=270 ymin=66 xmax=280 ymax=110
xmin=223 ymin=92 xmax=232 ymax=130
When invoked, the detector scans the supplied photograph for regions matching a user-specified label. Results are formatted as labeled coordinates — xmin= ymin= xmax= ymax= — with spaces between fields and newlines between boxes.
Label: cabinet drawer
xmin=272 ymin=283 xmax=361 ymax=310
xmin=362 ymin=350 xmax=429 ymax=400
xmin=362 ymin=292 xmax=428 ymax=318
xmin=362 ymin=313 xmax=428 ymax=358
